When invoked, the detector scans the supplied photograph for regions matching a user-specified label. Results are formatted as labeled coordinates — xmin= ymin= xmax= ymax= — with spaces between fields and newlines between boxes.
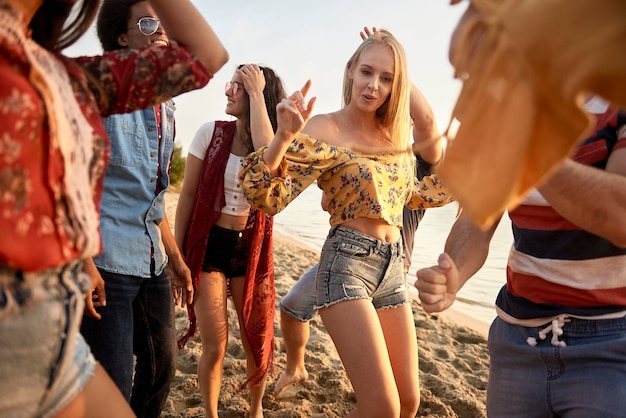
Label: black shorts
xmin=202 ymin=225 xmax=250 ymax=277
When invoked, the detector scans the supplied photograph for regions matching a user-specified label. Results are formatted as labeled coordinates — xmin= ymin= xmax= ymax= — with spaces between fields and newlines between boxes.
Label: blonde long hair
xmin=342 ymin=29 xmax=412 ymax=154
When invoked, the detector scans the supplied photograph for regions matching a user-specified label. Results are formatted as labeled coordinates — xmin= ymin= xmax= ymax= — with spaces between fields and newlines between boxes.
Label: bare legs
xmin=194 ymin=271 xmax=269 ymax=417
xmin=319 ymin=300 xmax=419 ymax=418
xmin=273 ymin=310 xmax=310 ymax=396
xmin=273 ymin=264 xmax=318 ymax=396
xmin=379 ymin=303 xmax=420 ymax=417
xmin=229 ymin=275 xmax=266 ymax=418
xmin=194 ymin=264 xmax=419 ymax=417
xmin=194 ymin=271 xmax=229 ymax=418
xmin=54 ymin=364 xmax=135 ymax=418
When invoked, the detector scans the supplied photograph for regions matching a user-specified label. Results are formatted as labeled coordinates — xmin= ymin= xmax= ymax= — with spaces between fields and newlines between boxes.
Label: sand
xmin=162 ymin=190 xmax=489 ymax=417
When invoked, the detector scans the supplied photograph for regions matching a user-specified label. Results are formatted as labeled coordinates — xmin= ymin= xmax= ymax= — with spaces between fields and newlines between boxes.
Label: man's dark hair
xmin=97 ymin=0 xmax=145 ymax=51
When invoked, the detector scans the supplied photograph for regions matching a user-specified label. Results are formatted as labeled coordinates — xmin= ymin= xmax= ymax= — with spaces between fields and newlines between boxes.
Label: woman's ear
xmin=117 ymin=34 xmax=129 ymax=47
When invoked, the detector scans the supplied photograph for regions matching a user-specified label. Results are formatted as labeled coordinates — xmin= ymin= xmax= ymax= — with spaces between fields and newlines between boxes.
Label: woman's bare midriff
xmin=215 ymin=212 xmax=248 ymax=231
xmin=341 ymin=218 xmax=401 ymax=243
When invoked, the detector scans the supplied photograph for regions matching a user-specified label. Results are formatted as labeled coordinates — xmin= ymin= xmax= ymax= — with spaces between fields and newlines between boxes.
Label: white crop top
xmin=188 ymin=121 xmax=251 ymax=217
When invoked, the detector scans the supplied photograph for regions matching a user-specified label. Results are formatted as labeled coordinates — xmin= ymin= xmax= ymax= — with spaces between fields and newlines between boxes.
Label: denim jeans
xmin=487 ymin=315 xmax=626 ymax=417
xmin=80 ymin=269 xmax=176 ymax=418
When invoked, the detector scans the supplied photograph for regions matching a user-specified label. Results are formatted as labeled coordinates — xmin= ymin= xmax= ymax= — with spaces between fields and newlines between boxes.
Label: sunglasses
xmin=225 ymin=81 xmax=244 ymax=95
xmin=134 ymin=17 xmax=160 ymax=36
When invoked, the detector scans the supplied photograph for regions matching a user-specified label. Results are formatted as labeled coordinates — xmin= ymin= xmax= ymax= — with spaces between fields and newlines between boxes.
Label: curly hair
xmin=30 ymin=0 xmax=100 ymax=52
xmin=96 ymin=0 xmax=145 ymax=51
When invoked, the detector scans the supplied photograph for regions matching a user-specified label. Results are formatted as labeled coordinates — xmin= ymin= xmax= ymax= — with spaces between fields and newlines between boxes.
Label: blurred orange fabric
xmin=441 ymin=0 xmax=626 ymax=228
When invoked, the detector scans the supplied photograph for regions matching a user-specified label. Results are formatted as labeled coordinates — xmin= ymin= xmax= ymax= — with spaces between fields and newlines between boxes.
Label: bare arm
xmin=415 ymin=211 xmax=500 ymax=313
xmin=537 ymin=147 xmax=626 ymax=247
xmin=410 ymin=83 xmax=442 ymax=165
xmin=149 ymin=0 xmax=228 ymax=74
xmin=445 ymin=212 xmax=499 ymax=283
xmin=262 ymin=81 xmax=316 ymax=175
xmin=174 ymin=154 xmax=203 ymax=250
xmin=160 ymin=214 xmax=193 ymax=307
xmin=82 ymin=257 xmax=105 ymax=319
xmin=238 ymin=64 xmax=275 ymax=149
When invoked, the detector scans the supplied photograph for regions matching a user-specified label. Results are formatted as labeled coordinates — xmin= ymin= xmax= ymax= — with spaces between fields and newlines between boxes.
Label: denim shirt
xmin=94 ymin=101 xmax=176 ymax=277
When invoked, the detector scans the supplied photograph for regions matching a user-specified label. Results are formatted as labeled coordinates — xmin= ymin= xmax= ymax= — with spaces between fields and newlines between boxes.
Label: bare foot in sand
xmin=273 ymin=367 xmax=309 ymax=397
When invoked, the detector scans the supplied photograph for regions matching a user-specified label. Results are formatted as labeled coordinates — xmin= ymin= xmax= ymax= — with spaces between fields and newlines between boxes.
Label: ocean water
xmin=273 ymin=184 xmax=512 ymax=325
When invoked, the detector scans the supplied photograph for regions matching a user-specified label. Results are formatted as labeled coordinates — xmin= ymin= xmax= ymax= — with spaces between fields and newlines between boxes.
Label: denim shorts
xmin=203 ymin=224 xmax=250 ymax=277
xmin=0 ymin=262 xmax=96 ymax=418
xmin=279 ymin=264 xmax=318 ymax=322
xmin=487 ymin=315 xmax=626 ymax=417
xmin=315 ymin=225 xmax=408 ymax=310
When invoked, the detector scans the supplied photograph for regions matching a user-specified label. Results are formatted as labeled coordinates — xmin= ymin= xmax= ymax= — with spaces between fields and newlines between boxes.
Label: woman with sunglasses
xmin=0 ymin=0 xmax=227 ymax=416
xmin=175 ymin=64 xmax=286 ymax=418
xmin=239 ymin=30 xmax=453 ymax=417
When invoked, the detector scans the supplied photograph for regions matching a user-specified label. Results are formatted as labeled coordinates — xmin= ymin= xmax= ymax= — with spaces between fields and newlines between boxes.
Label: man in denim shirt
xmin=80 ymin=1 xmax=194 ymax=416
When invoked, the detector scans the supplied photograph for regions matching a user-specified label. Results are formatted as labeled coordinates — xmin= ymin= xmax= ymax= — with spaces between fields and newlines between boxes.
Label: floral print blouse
xmin=239 ymin=133 xmax=453 ymax=228
xmin=0 ymin=5 xmax=211 ymax=271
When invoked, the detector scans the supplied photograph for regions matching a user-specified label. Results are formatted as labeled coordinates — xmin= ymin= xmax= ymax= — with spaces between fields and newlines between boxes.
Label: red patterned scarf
xmin=177 ymin=120 xmax=275 ymax=388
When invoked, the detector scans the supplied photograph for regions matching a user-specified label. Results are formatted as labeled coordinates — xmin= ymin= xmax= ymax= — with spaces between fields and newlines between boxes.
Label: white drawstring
xmin=526 ymin=315 xmax=569 ymax=347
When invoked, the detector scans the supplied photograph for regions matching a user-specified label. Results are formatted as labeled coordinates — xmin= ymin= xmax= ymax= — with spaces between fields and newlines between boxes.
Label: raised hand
xmin=238 ymin=64 xmax=266 ymax=98
xmin=276 ymin=79 xmax=316 ymax=141
xmin=359 ymin=26 xmax=378 ymax=41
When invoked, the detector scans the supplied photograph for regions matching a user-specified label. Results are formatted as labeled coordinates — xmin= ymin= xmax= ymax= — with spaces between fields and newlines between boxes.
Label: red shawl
xmin=177 ymin=120 xmax=275 ymax=388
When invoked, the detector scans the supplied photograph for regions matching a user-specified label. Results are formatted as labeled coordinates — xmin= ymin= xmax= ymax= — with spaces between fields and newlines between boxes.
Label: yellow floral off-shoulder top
xmin=239 ymin=133 xmax=453 ymax=228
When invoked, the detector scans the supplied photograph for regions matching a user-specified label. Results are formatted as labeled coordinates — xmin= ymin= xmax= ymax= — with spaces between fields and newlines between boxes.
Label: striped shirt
xmin=497 ymin=101 xmax=626 ymax=322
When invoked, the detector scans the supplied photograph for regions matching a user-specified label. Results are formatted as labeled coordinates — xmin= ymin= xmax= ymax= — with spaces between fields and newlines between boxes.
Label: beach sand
xmin=162 ymin=190 xmax=489 ymax=417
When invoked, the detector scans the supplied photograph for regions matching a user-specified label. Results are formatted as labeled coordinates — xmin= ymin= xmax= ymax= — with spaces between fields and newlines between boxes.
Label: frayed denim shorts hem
xmin=376 ymin=299 xmax=412 ymax=311
xmin=314 ymin=225 xmax=408 ymax=312
xmin=0 ymin=262 xmax=97 ymax=418
xmin=44 ymin=334 xmax=96 ymax=418
xmin=314 ymin=294 xmax=374 ymax=311
xmin=314 ymin=297 xmax=411 ymax=312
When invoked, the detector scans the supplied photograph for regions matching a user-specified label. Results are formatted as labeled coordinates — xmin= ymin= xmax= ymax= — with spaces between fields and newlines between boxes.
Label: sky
xmin=67 ymin=0 xmax=469 ymax=154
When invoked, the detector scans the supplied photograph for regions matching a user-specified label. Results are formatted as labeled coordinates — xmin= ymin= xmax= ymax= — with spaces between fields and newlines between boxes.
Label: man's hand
xmin=168 ymin=256 xmax=194 ymax=308
xmin=82 ymin=258 xmax=105 ymax=319
xmin=415 ymin=253 xmax=460 ymax=313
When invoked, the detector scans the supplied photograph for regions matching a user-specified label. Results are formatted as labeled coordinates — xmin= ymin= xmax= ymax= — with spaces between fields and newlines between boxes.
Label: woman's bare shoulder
xmin=302 ymin=112 xmax=341 ymax=145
